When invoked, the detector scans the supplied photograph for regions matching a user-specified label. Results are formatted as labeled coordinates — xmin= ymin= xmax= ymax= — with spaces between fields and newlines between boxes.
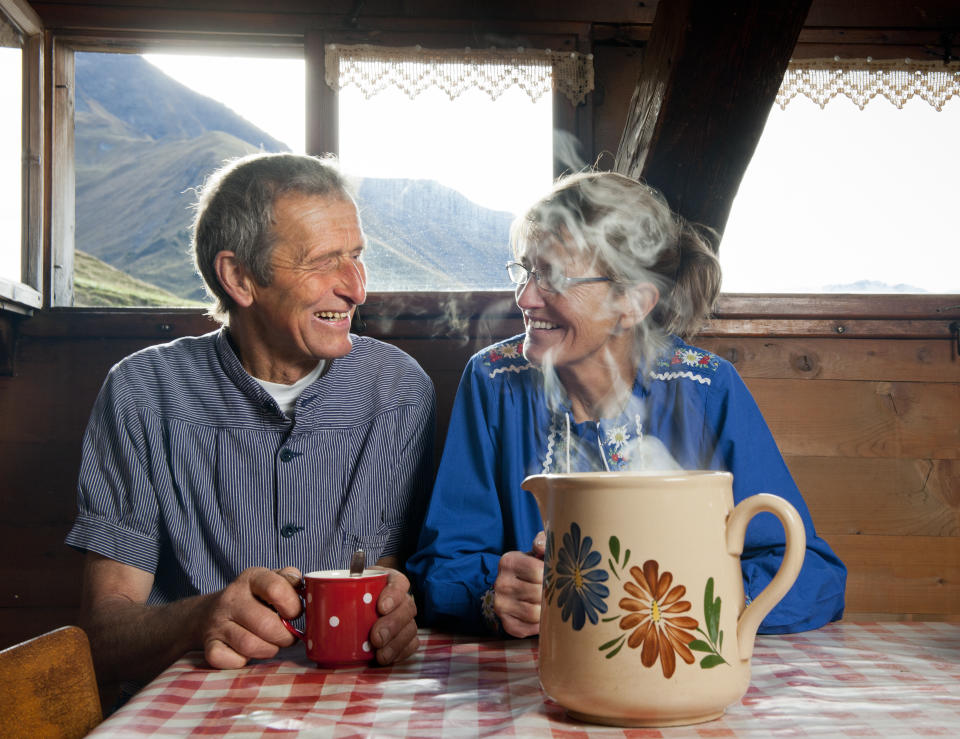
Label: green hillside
xmin=74 ymin=249 xmax=206 ymax=307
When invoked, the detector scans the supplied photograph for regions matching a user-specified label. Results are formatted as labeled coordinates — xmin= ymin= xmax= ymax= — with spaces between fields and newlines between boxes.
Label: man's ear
xmin=214 ymin=251 xmax=255 ymax=308
xmin=619 ymin=282 xmax=660 ymax=331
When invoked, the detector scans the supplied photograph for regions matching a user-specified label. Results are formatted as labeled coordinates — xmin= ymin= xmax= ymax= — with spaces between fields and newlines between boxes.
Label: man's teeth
xmin=316 ymin=311 xmax=349 ymax=320
xmin=529 ymin=320 xmax=559 ymax=330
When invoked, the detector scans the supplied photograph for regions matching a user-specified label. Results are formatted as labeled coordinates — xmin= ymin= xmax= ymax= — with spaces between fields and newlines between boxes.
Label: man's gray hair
xmin=191 ymin=152 xmax=355 ymax=322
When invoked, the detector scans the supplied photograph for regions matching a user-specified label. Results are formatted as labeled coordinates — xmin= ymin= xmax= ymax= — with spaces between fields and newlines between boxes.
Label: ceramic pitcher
xmin=523 ymin=470 xmax=805 ymax=727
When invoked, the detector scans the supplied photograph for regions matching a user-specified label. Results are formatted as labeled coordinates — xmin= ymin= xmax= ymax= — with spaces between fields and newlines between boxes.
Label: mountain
xmin=74 ymin=249 xmax=206 ymax=307
xmin=820 ymin=280 xmax=929 ymax=293
xmin=73 ymin=52 xmax=514 ymax=304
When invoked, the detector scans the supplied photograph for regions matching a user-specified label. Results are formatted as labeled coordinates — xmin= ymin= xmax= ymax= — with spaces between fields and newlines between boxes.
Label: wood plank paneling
xmin=698 ymin=338 xmax=960 ymax=383
xmin=0 ymin=608 xmax=83 ymax=652
xmin=830 ymin=534 xmax=960 ymax=618
xmin=788 ymin=457 xmax=960 ymax=537
xmin=748 ymin=378 xmax=960 ymax=459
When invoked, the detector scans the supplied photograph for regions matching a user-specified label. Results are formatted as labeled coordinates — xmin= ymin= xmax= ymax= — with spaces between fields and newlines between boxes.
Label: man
xmin=66 ymin=153 xmax=436 ymax=688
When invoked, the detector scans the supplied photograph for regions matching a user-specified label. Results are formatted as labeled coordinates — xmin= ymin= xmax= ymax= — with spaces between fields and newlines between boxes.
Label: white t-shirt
xmin=253 ymin=361 xmax=326 ymax=417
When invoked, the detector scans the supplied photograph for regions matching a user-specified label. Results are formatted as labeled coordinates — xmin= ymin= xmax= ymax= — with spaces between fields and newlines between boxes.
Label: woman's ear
xmin=214 ymin=251 xmax=255 ymax=308
xmin=618 ymin=282 xmax=660 ymax=331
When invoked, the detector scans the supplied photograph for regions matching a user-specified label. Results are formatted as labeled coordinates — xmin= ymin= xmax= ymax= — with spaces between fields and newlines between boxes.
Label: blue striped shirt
xmin=66 ymin=329 xmax=436 ymax=606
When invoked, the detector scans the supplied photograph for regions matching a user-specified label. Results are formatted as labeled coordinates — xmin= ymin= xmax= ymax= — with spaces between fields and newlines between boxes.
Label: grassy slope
xmin=74 ymin=249 xmax=206 ymax=307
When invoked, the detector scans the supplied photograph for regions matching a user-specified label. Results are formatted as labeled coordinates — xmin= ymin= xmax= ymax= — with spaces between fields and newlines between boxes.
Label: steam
xmin=511 ymin=170 xmax=692 ymax=473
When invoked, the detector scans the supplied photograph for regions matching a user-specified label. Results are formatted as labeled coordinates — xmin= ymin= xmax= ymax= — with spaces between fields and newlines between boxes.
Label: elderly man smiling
xmin=66 ymin=153 xmax=435 ymax=693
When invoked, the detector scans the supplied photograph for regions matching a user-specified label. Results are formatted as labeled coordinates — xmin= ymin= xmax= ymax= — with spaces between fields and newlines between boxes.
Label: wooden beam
xmin=614 ymin=0 xmax=812 ymax=237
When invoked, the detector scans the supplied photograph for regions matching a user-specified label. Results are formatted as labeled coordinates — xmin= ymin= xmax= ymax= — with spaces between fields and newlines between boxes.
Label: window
xmin=331 ymin=45 xmax=581 ymax=292
xmin=0 ymin=29 xmax=20 ymax=284
xmin=722 ymin=59 xmax=960 ymax=294
xmin=0 ymin=0 xmax=40 ymax=311
xmin=56 ymin=39 xmax=590 ymax=306
xmin=69 ymin=49 xmax=305 ymax=307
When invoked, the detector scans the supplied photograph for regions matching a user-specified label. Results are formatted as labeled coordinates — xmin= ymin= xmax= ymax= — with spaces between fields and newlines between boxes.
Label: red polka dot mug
xmin=281 ymin=568 xmax=388 ymax=666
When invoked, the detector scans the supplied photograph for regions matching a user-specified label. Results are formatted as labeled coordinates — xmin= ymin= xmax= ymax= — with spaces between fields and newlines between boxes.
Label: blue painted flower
xmin=555 ymin=522 xmax=609 ymax=629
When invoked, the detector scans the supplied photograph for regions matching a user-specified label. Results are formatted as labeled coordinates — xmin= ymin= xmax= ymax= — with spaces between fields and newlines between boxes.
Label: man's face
xmin=244 ymin=192 xmax=367 ymax=379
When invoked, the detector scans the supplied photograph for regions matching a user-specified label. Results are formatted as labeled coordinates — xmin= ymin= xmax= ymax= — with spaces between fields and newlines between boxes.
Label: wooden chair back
xmin=0 ymin=625 xmax=103 ymax=738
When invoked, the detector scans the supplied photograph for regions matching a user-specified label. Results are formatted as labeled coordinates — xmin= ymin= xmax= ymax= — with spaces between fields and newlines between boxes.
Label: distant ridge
xmin=73 ymin=52 xmax=513 ymax=304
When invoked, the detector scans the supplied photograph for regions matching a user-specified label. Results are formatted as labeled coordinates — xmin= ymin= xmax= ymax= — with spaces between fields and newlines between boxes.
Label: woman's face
xmin=515 ymin=240 xmax=638 ymax=373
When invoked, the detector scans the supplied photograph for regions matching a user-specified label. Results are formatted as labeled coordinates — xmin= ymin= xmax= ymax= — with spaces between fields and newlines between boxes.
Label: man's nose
xmin=337 ymin=259 xmax=367 ymax=305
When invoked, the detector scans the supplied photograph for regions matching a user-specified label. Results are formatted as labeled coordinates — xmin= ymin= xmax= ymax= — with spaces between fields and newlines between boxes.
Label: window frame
xmin=0 ymin=0 xmax=42 ymax=314
xmin=31 ymin=20 xmax=959 ymax=344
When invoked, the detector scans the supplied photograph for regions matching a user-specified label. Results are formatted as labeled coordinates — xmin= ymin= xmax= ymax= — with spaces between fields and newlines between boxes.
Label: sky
xmin=0 ymin=47 xmax=20 ymax=282
xmin=2 ymin=51 xmax=959 ymax=292
xmin=142 ymin=53 xmax=554 ymax=215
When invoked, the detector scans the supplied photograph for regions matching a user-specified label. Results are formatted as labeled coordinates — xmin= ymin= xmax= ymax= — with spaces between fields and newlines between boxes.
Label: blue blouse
xmin=407 ymin=334 xmax=846 ymax=634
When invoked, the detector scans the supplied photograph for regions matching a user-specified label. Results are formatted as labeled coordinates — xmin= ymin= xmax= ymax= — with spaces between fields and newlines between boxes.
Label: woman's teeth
xmin=528 ymin=319 xmax=559 ymax=330
xmin=316 ymin=311 xmax=349 ymax=321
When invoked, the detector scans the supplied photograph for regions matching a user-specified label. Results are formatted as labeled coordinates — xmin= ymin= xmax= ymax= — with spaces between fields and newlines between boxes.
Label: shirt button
xmin=279 ymin=448 xmax=295 ymax=462
xmin=280 ymin=524 xmax=303 ymax=539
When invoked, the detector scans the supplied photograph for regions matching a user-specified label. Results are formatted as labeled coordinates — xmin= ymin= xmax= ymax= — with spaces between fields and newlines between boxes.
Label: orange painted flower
xmin=619 ymin=560 xmax=699 ymax=678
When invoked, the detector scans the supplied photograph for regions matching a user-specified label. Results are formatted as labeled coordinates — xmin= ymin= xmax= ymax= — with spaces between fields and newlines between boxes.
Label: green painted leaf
xmin=608 ymin=559 xmax=620 ymax=579
xmin=599 ymin=635 xmax=625 ymax=651
xmin=601 ymin=615 xmax=620 ymax=623
xmin=623 ymin=549 xmax=631 ymax=566
xmin=700 ymin=654 xmax=726 ymax=669
xmin=718 ymin=631 xmax=724 ymax=651
xmin=605 ymin=641 xmax=625 ymax=659
xmin=609 ymin=536 xmax=620 ymax=562
xmin=688 ymin=639 xmax=713 ymax=652
xmin=704 ymin=579 xmax=720 ymax=644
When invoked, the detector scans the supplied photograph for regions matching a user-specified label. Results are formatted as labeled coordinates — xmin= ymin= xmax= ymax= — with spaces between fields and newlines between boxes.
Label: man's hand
xmin=199 ymin=566 xmax=303 ymax=669
xmin=494 ymin=531 xmax=546 ymax=638
xmin=368 ymin=568 xmax=420 ymax=665
xmin=80 ymin=555 xmax=303 ymax=683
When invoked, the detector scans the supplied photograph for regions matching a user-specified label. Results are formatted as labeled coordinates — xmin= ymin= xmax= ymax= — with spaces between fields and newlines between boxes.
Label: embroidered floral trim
xmin=657 ymin=345 xmax=721 ymax=374
xmin=481 ymin=339 xmax=531 ymax=379
xmin=600 ymin=420 xmax=644 ymax=471
xmin=650 ymin=370 xmax=712 ymax=386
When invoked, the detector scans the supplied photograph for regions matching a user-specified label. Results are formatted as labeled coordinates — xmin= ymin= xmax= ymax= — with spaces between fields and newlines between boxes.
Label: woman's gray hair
xmin=191 ymin=152 xmax=355 ymax=323
xmin=510 ymin=170 xmax=721 ymax=340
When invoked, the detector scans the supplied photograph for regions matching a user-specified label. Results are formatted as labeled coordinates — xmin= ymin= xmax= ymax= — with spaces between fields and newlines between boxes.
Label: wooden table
xmin=88 ymin=621 xmax=960 ymax=737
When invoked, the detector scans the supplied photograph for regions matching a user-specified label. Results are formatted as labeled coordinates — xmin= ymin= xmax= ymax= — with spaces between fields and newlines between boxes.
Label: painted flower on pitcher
xmin=619 ymin=560 xmax=699 ymax=678
xmin=555 ymin=522 xmax=609 ymax=630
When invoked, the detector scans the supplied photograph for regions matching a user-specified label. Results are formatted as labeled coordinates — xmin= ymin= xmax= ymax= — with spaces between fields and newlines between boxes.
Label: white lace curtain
xmin=777 ymin=58 xmax=960 ymax=110
xmin=325 ymin=43 xmax=595 ymax=105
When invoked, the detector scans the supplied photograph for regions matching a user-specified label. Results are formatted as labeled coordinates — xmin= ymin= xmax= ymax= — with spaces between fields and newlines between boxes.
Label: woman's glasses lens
xmin=505 ymin=262 xmax=560 ymax=293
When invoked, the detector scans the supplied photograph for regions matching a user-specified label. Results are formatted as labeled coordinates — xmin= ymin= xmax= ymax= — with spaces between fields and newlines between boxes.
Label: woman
xmin=407 ymin=171 xmax=846 ymax=637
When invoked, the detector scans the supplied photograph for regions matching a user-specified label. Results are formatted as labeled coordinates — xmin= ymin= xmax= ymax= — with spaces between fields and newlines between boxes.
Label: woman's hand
xmin=494 ymin=531 xmax=546 ymax=638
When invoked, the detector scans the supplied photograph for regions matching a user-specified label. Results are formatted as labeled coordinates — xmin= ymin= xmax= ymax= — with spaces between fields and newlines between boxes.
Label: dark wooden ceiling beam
xmin=614 ymin=0 xmax=812 ymax=241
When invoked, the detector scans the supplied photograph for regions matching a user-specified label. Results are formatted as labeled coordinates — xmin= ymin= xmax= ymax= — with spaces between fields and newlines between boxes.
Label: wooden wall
xmin=2 ymin=296 xmax=958 ymax=651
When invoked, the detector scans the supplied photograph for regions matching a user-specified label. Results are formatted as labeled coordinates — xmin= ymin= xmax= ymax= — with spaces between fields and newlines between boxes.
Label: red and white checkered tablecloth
xmin=89 ymin=621 xmax=960 ymax=738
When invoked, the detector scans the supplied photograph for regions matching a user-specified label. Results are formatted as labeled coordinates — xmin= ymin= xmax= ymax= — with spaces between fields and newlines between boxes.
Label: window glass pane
xmin=338 ymin=70 xmax=553 ymax=291
xmin=73 ymin=51 xmax=304 ymax=307
xmin=722 ymin=95 xmax=960 ymax=293
xmin=0 ymin=42 xmax=21 ymax=284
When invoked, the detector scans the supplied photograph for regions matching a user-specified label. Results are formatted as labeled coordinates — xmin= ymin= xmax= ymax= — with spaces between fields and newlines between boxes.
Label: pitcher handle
xmin=726 ymin=493 xmax=806 ymax=661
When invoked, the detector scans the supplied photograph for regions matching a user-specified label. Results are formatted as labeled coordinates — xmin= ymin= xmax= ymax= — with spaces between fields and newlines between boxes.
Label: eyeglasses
xmin=506 ymin=261 xmax=613 ymax=294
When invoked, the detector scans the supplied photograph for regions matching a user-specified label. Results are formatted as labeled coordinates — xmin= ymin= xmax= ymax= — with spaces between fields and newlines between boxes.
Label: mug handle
xmin=725 ymin=493 xmax=806 ymax=661
xmin=279 ymin=578 xmax=307 ymax=641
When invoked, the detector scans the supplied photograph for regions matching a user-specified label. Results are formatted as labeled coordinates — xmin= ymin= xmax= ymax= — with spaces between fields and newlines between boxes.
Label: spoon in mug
xmin=349 ymin=549 xmax=365 ymax=577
